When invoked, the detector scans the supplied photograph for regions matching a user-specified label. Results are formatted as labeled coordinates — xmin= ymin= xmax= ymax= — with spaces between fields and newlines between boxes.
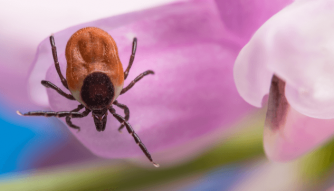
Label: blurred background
xmin=1 ymin=0 xmax=334 ymax=190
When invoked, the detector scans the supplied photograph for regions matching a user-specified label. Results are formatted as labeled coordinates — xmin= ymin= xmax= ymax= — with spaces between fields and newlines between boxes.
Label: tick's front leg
xmin=50 ymin=35 xmax=69 ymax=89
xmin=41 ymin=80 xmax=75 ymax=100
xmin=121 ymin=70 xmax=154 ymax=95
xmin=124 ymin=37 xmax=137 ymax=80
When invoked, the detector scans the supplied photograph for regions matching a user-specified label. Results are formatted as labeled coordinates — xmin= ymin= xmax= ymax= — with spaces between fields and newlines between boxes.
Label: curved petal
xmin=232 ymin=0 xmax=294 ymax=108
xmin=234 ymin=40 xmax=274 ymax=107
xmin=235 ymin=0 xmax=334 ymax=118
xmin=31 ymin=0 xmax=255 ymax=159
xmin=270 ymin=0 xmax=334 ymax=119
xmin=264 ymin=76 xmax=334 ymax=161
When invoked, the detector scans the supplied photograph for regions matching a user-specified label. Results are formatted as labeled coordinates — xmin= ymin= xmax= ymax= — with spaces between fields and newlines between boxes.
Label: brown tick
xmin=17 ymin=27 xmax=159 ymax=167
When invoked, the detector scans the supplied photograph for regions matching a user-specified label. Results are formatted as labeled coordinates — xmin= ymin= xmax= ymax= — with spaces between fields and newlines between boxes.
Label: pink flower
xmin=234 ymin=0 xmax=334 ymax=161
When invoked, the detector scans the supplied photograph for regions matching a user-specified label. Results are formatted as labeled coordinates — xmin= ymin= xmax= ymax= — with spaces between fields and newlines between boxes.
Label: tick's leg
xmin=66 ymin=104 xmax=85 ymax=131
xmin=50 ymin=35 xmax=69 ymax=89
xmin=17 ymin=108 xmax=91 ymax=118
xmin=113 ymin=100 xmax=130 ymax=132
xmin=109 ymin=107 xmax=159 ymax=167
xmin=41 ymin=80 xmax=75 ymax=100
xmin=124 ymin=38 xmax=137 ymax=80
xmin=121 ymin=70 xmax=154 ymax=95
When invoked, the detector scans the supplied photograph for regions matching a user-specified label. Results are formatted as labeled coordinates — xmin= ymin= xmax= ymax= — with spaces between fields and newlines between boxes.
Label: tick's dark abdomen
xmin=81 ymin=72 xmax=115 ymax=110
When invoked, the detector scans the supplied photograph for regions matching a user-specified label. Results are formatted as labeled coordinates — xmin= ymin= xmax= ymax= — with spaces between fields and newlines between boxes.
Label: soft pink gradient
xmin=264 ymin=106 xmax=334 ymax=161
xmin=26 ymin=0 xmax=255 ymax=159
xmin=234 ymin=0 xmax=334 ymax=161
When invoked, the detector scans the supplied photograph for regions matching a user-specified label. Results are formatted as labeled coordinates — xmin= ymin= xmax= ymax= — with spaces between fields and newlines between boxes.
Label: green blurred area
xmin=4 ymin=109 xmax=334 ymax=191
xmin=300 ymin=137 xmax=334 ymax=185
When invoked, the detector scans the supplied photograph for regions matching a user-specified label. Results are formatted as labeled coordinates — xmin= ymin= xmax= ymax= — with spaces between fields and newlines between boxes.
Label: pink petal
xmin=0 ymin=39 xmax=37 ymax=108
xmin=234 ymin=0 xmax=334 ymax=160
xmin=28 ymin=0 xmax=255 ymax=159
xmin=234 ymin=38 xmax=274 ymax=107
xmin=215 ymin=0 xmax=293 ymax=43
xmin=264 ymin=76 xmax=334 ymax=161
xmin=326 ymin=184 xmax=334 ymax=191
xmin=232 ymin=0 xmax=294 ymax=108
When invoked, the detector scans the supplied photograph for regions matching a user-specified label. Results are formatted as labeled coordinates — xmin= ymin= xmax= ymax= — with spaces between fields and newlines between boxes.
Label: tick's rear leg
xmin=124 ymin=38 xmax=137 ymax=80
xmin=65 ymin=104 xmax=86 ymax=132
xmin=113 ymin=100 xmax=130 ymax=132
xmin=50 ymin=35 xmax=69 ymax=89
xmin=121 ymin=70 xmax=154 ymax=95
xmin=41 ymin=80 xmax=75 ymax=100
xmin=109 ymin=107 xmax=159 ymax=167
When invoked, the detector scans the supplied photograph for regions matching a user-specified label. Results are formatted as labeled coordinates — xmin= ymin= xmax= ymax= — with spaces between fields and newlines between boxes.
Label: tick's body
xmin=66 ymin=28 xmax=124 ymax=105
xmin=18 ymin=27 xmax=158 ymax=167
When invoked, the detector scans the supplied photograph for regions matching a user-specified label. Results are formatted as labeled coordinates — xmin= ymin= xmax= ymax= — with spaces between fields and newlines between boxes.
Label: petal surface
xmin=235 ymin=0 xmax=334 ymax=118
xmin=264 ymin=76 xmax=334 ymax=161
xmin=215 ymin=0 xmax=293 ymax=44
xmin=35 ymin=0 xmax=255 ymax=158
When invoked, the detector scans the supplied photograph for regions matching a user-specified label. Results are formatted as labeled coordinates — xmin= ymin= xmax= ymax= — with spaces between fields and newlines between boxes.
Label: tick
xmin=17 ymin=27 xmax=159 ymax=167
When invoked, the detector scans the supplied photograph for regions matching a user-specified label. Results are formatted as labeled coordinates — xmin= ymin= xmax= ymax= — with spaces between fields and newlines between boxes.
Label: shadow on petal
xmin=264 ymin=76 xmax=334 ymax=161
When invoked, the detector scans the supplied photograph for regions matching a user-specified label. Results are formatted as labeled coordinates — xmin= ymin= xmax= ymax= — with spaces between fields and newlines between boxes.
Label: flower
xmin=234 ymin=0 xmax=334 ymax=161
xmin=1 ymin=0 xmax=292 ymax=168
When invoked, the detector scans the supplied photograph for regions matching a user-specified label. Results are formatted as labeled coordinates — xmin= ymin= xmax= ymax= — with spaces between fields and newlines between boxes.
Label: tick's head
xmin=81 ymin=72 xmax=114 ymax=110
xmin=92 ymin=109 xmax=108 ymax=132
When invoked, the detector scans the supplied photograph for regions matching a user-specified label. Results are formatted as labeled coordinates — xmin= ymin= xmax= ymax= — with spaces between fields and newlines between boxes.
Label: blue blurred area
xmin=180 ymin=164 xmax=246 ymax=191
xmin=0 ymin=98 xmax=68 ymax=174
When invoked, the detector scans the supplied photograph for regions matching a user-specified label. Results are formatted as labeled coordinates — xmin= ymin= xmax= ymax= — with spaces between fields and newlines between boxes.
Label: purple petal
xmin=30 ymin=0 xmax=254 ymax=159
xmin=0 ymin=39 xmax=37 ymax=108
xmin=215 ymin=0 xmax=293 ymax=43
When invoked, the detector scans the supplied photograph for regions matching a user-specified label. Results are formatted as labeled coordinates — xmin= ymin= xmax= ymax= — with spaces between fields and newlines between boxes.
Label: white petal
xmin=235 ymin=0 xmax=334 ymax=118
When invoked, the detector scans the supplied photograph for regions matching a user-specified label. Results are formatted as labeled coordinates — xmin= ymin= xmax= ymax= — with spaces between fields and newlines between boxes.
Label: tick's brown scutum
xmin=65 ymin=27 xmax=124 ymax=106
